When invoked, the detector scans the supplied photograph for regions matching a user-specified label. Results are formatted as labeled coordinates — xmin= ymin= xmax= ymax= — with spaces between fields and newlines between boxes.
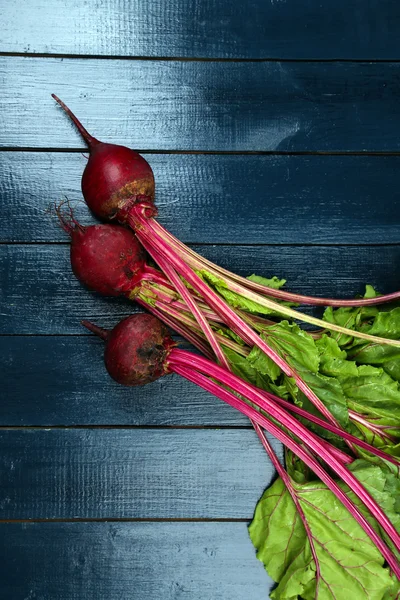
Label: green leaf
xmin=282 ymin=375 xmax=299 ymax=402
xmin=249 ymin=477 xmax=306 ymax=583
xmin=198 ymin=270 xmax=295 ymax=316
xmin=323 ymin=306 xmax=363 ymax=346
xmin=349 ymin=460 xmax=400 ymax=526
xmin=347 ymin=342 xmax=400 ymax=367
xmin=214 ymin=327 xmax=245 ymax=346
xmin=364 ymin=308 xmax=400 ymax=340
xmin=262 ymin=323 xmax=349 ymax=427
xmin=322 ymin=286 xmax=381 ymax=347
xmin=249 ymin=461 xmax=399 ymax=600
xmin=262 ymin=321 xmax=320 ymax=374
xmin=246 ymin=274 xmax=287 ymax=289
xmin=339 ymin=365 xmax=400 ymax=425
xmin=285 ymin=449 xmax=312 ymax=485
xmin=384 ymin=360 xmax=400 ymax=382
xmin=316 ymin=335 xmax=359 ymax=378
xmin=223 ymin=347 xmax=274 ymax=391
xmin=301 ymin=371 xmax=349 ymax=427
xmin=247 ymin=344 xmax=281 ymax=382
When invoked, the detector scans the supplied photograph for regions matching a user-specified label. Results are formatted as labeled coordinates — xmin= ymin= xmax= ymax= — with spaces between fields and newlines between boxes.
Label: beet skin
xmin=52 ymin=95 xmax=155 ymax=221
xmin=104 ymin=314 xmax=173 ymax=386
xmin=82 ymin=143 xmax=155 ymax=221
xmin=70 ymin=223 xmax=146 ymax=296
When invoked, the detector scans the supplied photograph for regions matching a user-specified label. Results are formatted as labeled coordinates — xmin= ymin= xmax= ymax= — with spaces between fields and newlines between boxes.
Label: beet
xmin=82 ymin=314 xmax=173 ymax=386
xmin=52 ymin=94 xmax=155 ymax=220
xmin=57 ymin=205 xmax=146 ymax=296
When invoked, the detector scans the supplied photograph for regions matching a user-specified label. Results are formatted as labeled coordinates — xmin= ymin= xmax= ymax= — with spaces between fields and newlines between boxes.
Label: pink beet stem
xmin=169 ymin=349 xmax=400 ymax=555
xmin=350 ymin=410 xmax=399 ymax=444
xmin=136 ymin=299 xmax=215 ymax=361
xmin=52 ymin=94 xmax=99 ymax=148
xmin=139 ymin=238 xmax=231 ymax=370
xmin=149 ymin=218 xmax=400 ymax=348
xmin=263 ymin=389 xmax=400 ymax=467
xmin=153 ymin=301 xmax=248 ymax=357
xmin=170 ymin=358 xmax=400 ymax=576
xmin=131 ymin=208 xmax=347 ymax=432
xmin=253 ymin=423 xmax=322 ymax=594
xmin=153 ymin=220 xmax=400 ymax=307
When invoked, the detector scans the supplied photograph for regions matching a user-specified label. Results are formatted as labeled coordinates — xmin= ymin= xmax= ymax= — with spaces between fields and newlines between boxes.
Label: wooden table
xmin=1 ymin=2 xmax=399 ymax=598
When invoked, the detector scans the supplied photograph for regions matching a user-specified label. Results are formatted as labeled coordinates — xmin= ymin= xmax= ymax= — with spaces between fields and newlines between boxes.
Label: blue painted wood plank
xmin=1 ymin=244 xmax=398 ymax=334
xmin=0 ymin=429 xmax=281 ymax=519
xmin=0 ymin=336 xmax=248 ymax=426
xmin=2 ymin=58 xmax=400 ymax=151
xmin=1 ymin=152 xmax=399 ymax=244
xmin=0 ymin=522 xmax=273 ymax=599
xmin=2 ymin=0 xmax=400 ymax=60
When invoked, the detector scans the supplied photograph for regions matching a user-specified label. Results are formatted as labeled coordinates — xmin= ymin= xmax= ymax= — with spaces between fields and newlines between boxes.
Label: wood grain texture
xmin=3 ymin=58 xmax=400 ymax=151
xmin=1 ymin=152 xmax=399 ymax=244
xmin=0 ymin=429 xmax=281 ymax=519
xmin=2 ymin=0 xmax=400 ymax=60
xmin=0 ymin=336 xmax=248 ymax=426
xmin=1 ymin=244 xmax=399 ymax=334
xmin=0 ymin=522 xmax=272 ymax=599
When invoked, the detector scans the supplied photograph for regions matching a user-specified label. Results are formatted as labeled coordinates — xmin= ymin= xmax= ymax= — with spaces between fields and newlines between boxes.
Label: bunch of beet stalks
xmin=52 ymin=95 xmax=400 ymax=578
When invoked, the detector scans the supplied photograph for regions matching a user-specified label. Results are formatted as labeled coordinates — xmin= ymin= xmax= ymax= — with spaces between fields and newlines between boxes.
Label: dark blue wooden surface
xmin=3 ymin=58 xmax=400 ymax=152
xmin=0 ymin=523 xmax=269 ymax=600
xmin=1 ymin=153 xmax=400 ymax=244
xmin=1 ymin=2 xmax=400 ymax=599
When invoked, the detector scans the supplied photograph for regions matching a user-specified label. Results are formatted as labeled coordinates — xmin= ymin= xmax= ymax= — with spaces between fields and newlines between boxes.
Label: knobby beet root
xmin=57 ymin=205 xmax=146 ymax=296
xmin=82 ymin=143 xmax=155 ymax=221
xmin=52 ymin=94 xmax=155 ymax=220
xmin=83 ymin=314 xmax=174 ymax=386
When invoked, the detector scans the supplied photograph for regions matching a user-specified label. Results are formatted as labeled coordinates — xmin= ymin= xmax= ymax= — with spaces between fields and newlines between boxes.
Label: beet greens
xmin=82 ymin=313 xmax=400 ymax=590
xmin=53 ymin=96 xmax=400 ymax=596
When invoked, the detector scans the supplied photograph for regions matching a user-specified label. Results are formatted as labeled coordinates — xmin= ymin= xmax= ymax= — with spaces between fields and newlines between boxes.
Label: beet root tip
xmin=81 ymin=320 xmax=109 ymax=340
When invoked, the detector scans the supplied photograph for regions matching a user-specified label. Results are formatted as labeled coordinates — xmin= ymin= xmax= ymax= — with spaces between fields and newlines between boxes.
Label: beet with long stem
xmin=82 ymin=313 xmax=400 ymax=578
xmin=59 ymin=208 xmax=400 ymax=451
xmin=53 ymin=96 xmax=400 ymax=441
xmin=52 ymin=94 xmax=400 ymax=309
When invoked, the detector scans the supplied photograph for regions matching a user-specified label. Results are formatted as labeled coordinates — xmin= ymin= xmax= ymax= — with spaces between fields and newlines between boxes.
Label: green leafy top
xmin=198 ymin=270 xmax=297 ymax=316
xmin=198 ymin=273 xmax=400 ymax=596
xmin=249 ymin=461 xmax=400 ymax=600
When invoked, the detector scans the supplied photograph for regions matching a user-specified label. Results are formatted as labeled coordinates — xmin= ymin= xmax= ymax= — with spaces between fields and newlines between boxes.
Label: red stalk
xmin=263 ymin=391 xmax=400 ymax=468
xmin=171 ymin=361 xmax=400 ymax=577
xmin=132 ymin=210 xmax=347 ymax=431
xmin=135 ymin=300 xmax=215 ymax=361
xmin=169 ymin=350 xmax=400 ymax=555
xmin=153 ymin=221 xmax=400 ymax=308
xmin=148 ymin=247 xmax=230 ymax=370
xmin=147 ymin=215 xmax=400 ymax=348
xmin=253 ymin=423 xmax=322 ymax=596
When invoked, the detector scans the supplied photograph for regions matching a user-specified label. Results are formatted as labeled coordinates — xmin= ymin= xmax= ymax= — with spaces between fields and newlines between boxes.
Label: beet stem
xmin=147 ymin=217 xmax=400 ymax=348
xmin=81 ymin=320 xmax=109 ymax=340
xmin=142 ymin=242 xmax=230 ymax=371
xmin=52 ymin=94 xmax=99 ymax=148
xmin=154 ymin=220 xmax=400 ymax=308
xmin=253 ymin=424 xmax=322 ymax=593
xmin=132 ymin=209 xmax=346 ymax=431
xmin=170 ymin=355 xmax=400 ymax=573
xmin=138 ymin=300 xmax=215 ymax=361
xmin=265 ymin=389 xmax=400 ymax=466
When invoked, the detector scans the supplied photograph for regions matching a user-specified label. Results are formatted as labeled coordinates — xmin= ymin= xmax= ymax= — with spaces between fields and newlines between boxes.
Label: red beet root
xmin=57 ymin=205 xmax=146 ymax=296
xmin=52 ymin=94 xmax=155 ymax=220
xmin=82 ymin=314 xmax=173 ymax=386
